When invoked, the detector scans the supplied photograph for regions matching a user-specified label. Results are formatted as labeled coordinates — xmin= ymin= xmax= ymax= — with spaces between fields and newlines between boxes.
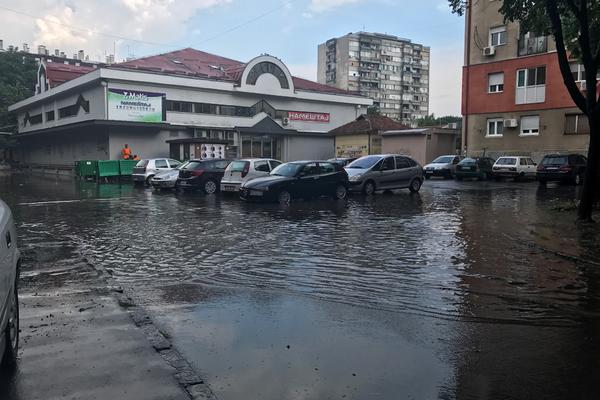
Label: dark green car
xmin=454 ymin=157 xmax=496 ymax=180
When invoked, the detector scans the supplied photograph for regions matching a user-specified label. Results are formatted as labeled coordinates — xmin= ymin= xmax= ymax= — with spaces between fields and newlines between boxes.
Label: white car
xmin=132 ymin=158 xmax=182 ymax=185
xmin=492 ymin=156 xmax=537 ymax=180
xmin=150 ymin=161 xmax=189 ymax=189
xmin=0 ymin=199 xmax=20 ymax=368
xmin=220 ymin=158 xmax=282 ymax=193
xmin=423 ymin=155 xmax=461 ymax=179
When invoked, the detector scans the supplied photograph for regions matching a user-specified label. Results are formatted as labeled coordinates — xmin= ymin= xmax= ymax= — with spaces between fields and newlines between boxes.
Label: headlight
xmin=349 ymin=174 xmax=362 ymax=182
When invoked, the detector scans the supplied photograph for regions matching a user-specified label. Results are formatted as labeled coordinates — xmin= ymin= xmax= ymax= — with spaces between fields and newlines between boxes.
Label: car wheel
xmin=409 ymin=178 xmax=422 ymax=193
xmin=145 ymin=175 xmax=154 ymax=186
xmin=278 ymin=190 xmax=291 ymax=205
xmin=334 ymin=185 xmax=347 ymax=200
xmin=480 ymin=172 xmax=488 ymax=181
xmin=516 ymin=172 xmax=525 ymax=182
xmin=363 ymin=181 xmax=376 ymax=196
xmin=204 ymin=179 xmax=218 ymax=194
xmin=2 ymin=283 xmax=19 ymax=368
xmin=444 ymin=170 xmax=452 ymax=180
xmin=574 ymin=172 xmax=583 ymax=185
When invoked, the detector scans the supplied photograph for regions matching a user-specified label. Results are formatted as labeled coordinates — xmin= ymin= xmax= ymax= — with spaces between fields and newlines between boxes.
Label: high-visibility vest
xmin=121 ymin=147 xmax=132 ymax=159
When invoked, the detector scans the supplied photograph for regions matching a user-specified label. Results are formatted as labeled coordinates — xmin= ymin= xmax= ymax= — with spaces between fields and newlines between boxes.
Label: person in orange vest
xmin=121 ymin=144 xmax=132 ymax=160
xmin=132 ymin=154 xmax=140 ymax=161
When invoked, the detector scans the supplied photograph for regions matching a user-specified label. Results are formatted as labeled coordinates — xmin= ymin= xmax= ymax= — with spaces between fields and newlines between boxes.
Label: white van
xmin=492 ymin=156 xmax=537 ymax=180
xmin=0 ymin=199 xmax=19 ymax=367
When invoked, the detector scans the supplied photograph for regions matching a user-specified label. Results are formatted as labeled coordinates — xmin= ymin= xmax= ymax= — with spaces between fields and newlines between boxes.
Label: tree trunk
xmin=578 ymin=113 xmax=600 ymax=221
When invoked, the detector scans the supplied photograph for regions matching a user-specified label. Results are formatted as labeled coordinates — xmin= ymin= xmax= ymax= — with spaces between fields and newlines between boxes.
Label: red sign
xmin=288 ymin=111 xmax=330 ymax=123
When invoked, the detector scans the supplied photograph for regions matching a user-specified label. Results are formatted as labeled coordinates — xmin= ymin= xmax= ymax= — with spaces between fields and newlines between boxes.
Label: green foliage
xmin=366 ymin=105 xmax=381 ymax=115
xmin=0 ymin=51 xmax=38 ymax=133
xmin=416 ymin=113 xmax=462 ymax=127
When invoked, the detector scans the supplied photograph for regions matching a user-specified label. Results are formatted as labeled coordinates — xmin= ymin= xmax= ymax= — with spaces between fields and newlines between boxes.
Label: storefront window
xmin=241 ymin=135 xmax=281 ymax=159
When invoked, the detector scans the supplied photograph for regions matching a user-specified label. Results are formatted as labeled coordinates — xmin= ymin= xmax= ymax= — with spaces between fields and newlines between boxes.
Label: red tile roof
xmin=111 ymin=48 xmax=356 ymax=95
xmin=45 ymin=63 xmax=95 ymax=87
xmin=329 ymin=114 xmax=409 ymax=135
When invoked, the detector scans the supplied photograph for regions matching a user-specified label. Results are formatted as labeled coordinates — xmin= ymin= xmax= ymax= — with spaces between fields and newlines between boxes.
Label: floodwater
xmin=1 ymin=172 xmax=599 ymax=399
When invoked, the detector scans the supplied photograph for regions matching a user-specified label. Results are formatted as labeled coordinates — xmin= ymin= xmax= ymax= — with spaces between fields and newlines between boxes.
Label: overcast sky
xmin=0 ymin=0 xmax=465 ymax=116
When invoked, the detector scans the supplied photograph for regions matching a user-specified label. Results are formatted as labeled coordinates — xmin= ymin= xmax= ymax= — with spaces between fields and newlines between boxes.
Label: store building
xmin=462 ymin=0 xmax=593 ymax=161
xmin=9 ymin=48 xmax=372 ymax=168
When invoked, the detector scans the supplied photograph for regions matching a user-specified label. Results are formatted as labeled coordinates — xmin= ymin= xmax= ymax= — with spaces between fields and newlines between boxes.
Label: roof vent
xmin=209 ymin=64 xmax=224 ymax=71
xmin=171 ymin=59 xmax=183 ymax=64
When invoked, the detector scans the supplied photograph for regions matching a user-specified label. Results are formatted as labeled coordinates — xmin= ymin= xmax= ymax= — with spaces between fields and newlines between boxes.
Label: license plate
xmin=179 ymin=181 xmax=189 ymax=186
xmin=250 ymin=190 xmax=263 ymax=196
xmin=223 ymin=185 xmax=237 ymax=191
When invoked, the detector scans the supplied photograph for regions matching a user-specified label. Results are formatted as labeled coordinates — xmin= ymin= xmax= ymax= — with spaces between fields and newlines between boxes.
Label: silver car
xmin=0 ymin=199 xmax=20 ymax=368
xmin=345 ymin=154 xmax=423 ymax=195
xmin=132 ymin=158 xmax=182 ymax=185
xmin=150 ymin=161 xmax=189 ymax=189
xmin=220 ymin=158 xmax=282 ymax=193
xmin=423 ymin=155 xmax=461 ymax=179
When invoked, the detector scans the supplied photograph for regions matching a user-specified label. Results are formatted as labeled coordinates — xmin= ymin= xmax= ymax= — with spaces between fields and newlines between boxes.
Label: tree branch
xmin=546 ymin=0 xmax=588 ymax=112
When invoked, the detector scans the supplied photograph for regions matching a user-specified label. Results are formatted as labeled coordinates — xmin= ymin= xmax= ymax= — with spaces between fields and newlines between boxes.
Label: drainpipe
xmin=463 ymin=1 xmax=472 ymax=156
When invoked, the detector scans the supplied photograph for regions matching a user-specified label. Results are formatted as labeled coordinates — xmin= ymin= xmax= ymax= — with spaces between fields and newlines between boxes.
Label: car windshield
xmin=228 ymin=161 xmax=250 ymax=172
xmin=346 ymin=156 xmax=382 ymax=169
xmin=136 ymin=160 xmax=149 ymax=168
xmin=182 ymin=161 xmax=204 ymax=170
xmin=270 ymin=163 xmax=303 ymax=177
xmin=432 ymin=156 xmax=454 ymax=163
xmin=541 ymin=156 xmax=568 ymax=165
xmin=496 ymin=158 xmax=517 ymax=165
xmin=459 ymin=158 xmax=476 ymax=165
xmin=176 ymin=161 xmax=189 ymax=170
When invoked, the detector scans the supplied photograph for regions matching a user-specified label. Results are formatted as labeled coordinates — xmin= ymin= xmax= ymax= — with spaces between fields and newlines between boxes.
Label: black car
xmin=454 ymin=157 xmax=496 ymax=180
xmin=240 ymin=161 xmax=349 ymax=204
xmin=537 ymin=154 xmax=587 ymax=185
xmin=176 ymin=159 xmax=232 ymax=193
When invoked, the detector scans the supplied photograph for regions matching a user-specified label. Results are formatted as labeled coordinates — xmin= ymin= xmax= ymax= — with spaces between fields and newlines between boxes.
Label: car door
xmin=269 ymin=160 xmax=282 ymax=171
xmin=296 ymin=162 xmax=321 ymax=197
xmin=154 ymin=158 xmax=169 ymax=174
xmin=526 ymin=158 xmax=536 ymax=176
xmin=376 ymin=156 xmax=396 ymax=189
xmin=253 ymin=160 xmax=271 ymax=180
xmin=213 ymin=160 xmax=231 ymax=182
xmin=0 ymin=208 xmax=13 ymax=325
xmin=394 ymin=156 xmax=414 ymax=188
xmin=168 ymin=159 xmax=182 ymax=169
xmin=317 ymin=162 xmax=338 ymax=195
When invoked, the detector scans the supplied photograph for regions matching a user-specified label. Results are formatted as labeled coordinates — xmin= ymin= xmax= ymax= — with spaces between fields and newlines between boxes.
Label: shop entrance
xmin=241 ymin=135 xmax=281 ymax=160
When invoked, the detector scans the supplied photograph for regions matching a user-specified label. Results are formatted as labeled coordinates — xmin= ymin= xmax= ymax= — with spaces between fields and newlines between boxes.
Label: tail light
xmin=559 ymin=165 xmax=573 ymax=172
xmin=191 ymin=169 xmax=204 ymax=177
xmin=241 ymin=163 xmax=250 ymax=178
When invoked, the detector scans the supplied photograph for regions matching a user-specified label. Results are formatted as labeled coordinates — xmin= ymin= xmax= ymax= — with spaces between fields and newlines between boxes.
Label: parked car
xmin=220 ymin=159 xmax=282 ymax=193
xmin=344 ymin=154 xmax=423 ymax=195
xmin=176 ymin=159 xmax=232 ymax=193
xmin=132 ymin=158 xmax=183 ymax=185
xmin=240 ymin=161 xmax=349 ymax=204
xmin=149 ymin=161 xmax=189 ymax=190
xmin=454 ymin=157 xmax=496 ymax=180
xmin=492 ymin=156 xmax=537 ymax=181
xmin=0 ymin=199 xmax=20 ymax=368
xmin=423 ymin=155 xmax=461 ymax=179
xmin=328 ymin=157 xmax=358 ymax=167
xmin=537 ymin=154 xmax=587 ymax=185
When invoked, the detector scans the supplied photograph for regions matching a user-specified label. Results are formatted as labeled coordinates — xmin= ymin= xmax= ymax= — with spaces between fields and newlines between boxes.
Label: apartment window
xmin=516 ymin=66 xmax=546 ymax=104
xmin=490 ymin=26 xmax=507 ymax=46
xmin=518 ymin=32 xmax=548 ymax=56
xmin=46 ymin=110 xmax=55 ymax=122
xmin=29 ymin=113 xmax=43 ymax=125
xmin=565 ymin=114 xmax=590 ymax=135
xmin=488 ymin=72 xmax=504 ymax=93
xmin=570 ymin=64 xmax=586 ymax=82
xmin=487 ymin=118 xmax=504 ymax=136
xmin=520 ymin=116 xmax=540 ymax=136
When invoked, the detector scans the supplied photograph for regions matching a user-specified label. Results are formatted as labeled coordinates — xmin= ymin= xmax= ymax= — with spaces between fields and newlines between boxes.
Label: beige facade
xmin=334 ymin=133 xmax=381 ymax=158
xmin=381 ymin=128 xmax=460 ymax=165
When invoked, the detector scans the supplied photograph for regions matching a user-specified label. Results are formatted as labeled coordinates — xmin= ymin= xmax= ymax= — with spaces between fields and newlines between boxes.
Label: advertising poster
xmin=107 ymin=89 xmax=164 ymax=123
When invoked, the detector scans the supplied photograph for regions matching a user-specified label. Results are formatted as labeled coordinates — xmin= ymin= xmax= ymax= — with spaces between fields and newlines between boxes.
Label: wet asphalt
xmin=1 ymin=172 xmax=600 ymax=399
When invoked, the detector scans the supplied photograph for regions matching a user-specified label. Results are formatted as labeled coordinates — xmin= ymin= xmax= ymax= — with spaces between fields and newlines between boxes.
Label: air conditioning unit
xmin=503 ymin=119 xmax=518 ymax=128
xmin=483 ymin=46 xmax=496 ymax=56
xmin=282 ymin=117 xmax=289 ymax=126
xmin=580 ymin=81 xmax=587 ymax=91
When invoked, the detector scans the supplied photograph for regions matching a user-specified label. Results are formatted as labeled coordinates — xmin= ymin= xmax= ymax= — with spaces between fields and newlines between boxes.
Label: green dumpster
xmin=118 ymin=160 xmax=138 ymax=176
xmin=76 ymin=160 xmax=98 ymax=178
xmin=97 ymin=160 xmax=120 ymax=178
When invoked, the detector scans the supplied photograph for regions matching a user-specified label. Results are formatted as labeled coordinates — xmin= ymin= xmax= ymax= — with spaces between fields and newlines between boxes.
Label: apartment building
xmin=318 ymin=32 xmax=430 ymax=124
xmin=462 ymin=0 xmax=590 ymax=161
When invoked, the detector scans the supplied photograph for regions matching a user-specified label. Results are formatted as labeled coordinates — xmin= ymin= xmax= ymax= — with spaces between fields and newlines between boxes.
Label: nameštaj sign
xmin=107 ymin=89 xmax=164 ymax=123
xmin=288 ymin=111 xmax=330 ymax=123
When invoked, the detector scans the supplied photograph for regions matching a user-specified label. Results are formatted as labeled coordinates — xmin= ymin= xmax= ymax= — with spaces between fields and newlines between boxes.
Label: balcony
xmin=518 ymin=35 xmax=548 ymax=56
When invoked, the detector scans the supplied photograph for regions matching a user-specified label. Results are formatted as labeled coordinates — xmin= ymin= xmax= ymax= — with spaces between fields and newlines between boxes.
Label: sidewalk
xmin=0 ymin=262 xmax=201 ymax=400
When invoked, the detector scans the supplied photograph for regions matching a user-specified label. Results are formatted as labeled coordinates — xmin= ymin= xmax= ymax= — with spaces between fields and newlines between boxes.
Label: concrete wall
xmin=284 ymin=136 xmax=334 ymax=161
xmin=334 ymin=134 xmax=370 ymax=158
xmin=108 ymin=128 xmax=192 ymax=161
xmin=466 ymin=108 xmax=589 ymax=161
xmin=18 ymin=86 xmax=106 ymax=134
xmin=382 ymin=135 xmax=427 ymax=165
xmin=16 ymin=128 xmax=109 ymax=167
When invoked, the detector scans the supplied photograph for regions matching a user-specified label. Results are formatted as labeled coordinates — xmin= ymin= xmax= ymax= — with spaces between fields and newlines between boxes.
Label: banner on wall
xmin=107 ymin=89 xmax=164 ymax=123
xmin=288 ymin=111 xmax=330 ymax=123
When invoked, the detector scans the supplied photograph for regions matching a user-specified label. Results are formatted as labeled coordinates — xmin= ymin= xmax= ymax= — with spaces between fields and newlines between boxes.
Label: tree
xmin=367 ymin=105 xmax=381 ymax=115
xmin=449 ymin=0 xmax=600 ymax=221
xmin=416 ymin=113 xmax=462 ymax=127
xmin=0 ymin=51 xmax=38 ymax=133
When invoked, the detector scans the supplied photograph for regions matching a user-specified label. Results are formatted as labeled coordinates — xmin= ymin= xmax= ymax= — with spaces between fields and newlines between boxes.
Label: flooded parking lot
xmin=2 ymin=172 xmax=600 ymax=399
